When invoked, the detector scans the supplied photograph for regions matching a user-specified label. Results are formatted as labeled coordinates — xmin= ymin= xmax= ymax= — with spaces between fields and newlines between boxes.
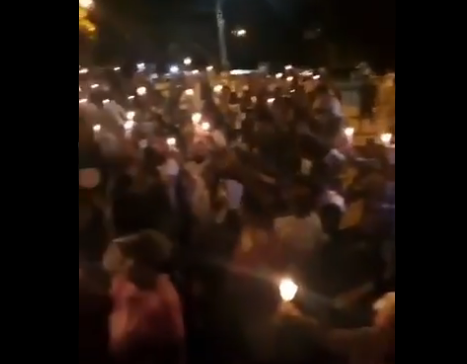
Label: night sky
xmin=94 ymin=0 xmax=395 ymax=70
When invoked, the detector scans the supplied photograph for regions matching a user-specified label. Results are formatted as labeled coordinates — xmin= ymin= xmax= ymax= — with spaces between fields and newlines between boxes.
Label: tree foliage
xmin=79 ymin=5 xmax=96 ymax=36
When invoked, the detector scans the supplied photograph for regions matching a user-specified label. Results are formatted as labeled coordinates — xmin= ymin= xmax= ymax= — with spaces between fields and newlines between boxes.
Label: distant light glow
xmin=170 ymin=65 xmax=180 ymax=73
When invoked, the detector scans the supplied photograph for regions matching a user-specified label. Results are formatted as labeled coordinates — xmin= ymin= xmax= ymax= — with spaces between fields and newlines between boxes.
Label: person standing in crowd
xmin=376 ymin=73 xmax=396 ymax=133
xmin=103 ymin=231 xmax=185 ymax=364
xmin=79 ymin=269 xmax=113 ymax=364
xmin=359 ymin=75 xmax=378 ymax=126
xmin=79 ymin=63 xmax=395 ymax=364
xmin=79 ymin=116 xmax=110 ymax=262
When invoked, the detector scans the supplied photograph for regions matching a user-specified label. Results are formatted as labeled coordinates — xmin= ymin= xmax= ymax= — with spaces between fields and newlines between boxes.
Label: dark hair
xmin=242 ymin=188 xmax=275 ymax=228
xmin=314 ymin=84 xmax=330 ymax=95
xmin=116 ymin=230 xmax=172 ymax=266
xmin=114 ymin=230 xmax=174 ymax=290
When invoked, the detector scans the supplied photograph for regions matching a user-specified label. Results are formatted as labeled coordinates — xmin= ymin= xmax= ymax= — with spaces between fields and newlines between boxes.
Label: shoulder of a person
xmin=160 ymin=279 xmax=183 ymax=313
xmin=349 ymin=327 xmax=389 ymax=363
xmin=111 ymin=275 xmax=136 ymax=298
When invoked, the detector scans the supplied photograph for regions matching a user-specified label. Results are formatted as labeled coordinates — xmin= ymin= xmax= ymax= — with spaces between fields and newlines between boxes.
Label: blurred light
xmin=170 ymin=65 xmax=180 ymax=74
xmin=136 ymin=87 xmax=147 ymax=96
xmin=344 ymin=127 xmax=355 ymax=138
xmin=230 ymin=69 xmax=253 ymax=75
xmin=192 ymin=113 xmax=202 ymax=124
xmin=279 ymin=279 xmax=298 ymax=302
xmin=380 ymin=133 xmax=393 ymax=146
xmin=79 ymin=0 xmax=93 ymax=9
xmin=124 ymin=121 xmax=135 ymax=131
xmin=233 ymin=29 xmax=247 ymax=37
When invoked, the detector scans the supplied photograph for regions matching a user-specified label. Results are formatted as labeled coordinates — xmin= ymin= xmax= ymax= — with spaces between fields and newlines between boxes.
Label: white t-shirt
xmin=274 ymin=213 xmax=327 ymax=252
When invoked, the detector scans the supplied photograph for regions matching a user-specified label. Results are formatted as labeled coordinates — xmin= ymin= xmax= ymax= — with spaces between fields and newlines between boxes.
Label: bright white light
xmin=136 ymin=87 xmax=147 ymax=96
xmin=233 ymin=29 xmax=247 ymax=37
xmin=201 ymin=122 xmax=211 ymax=131
xmin=279 ymin=278 xmax=298 ymax=302
xmin=124 ymin=121 xmax=135 ymax=131
xmin=79 ymin=0 xmax=93 ymax=9
xmin=344 ymin=127 xmax=355 ymax=138
xmin=380 ymin=133 xmax=393 ymax=146
xmin=192 ymin=113 xmax=202 ymax=124
xmin=170 ymin=65 xmax=180 ymax=73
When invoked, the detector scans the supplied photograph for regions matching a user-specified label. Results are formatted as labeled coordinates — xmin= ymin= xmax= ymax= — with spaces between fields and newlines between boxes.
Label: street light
xmin=216 ymin=1 xmax=252 ymax=69
xmin=216 ymin=0 xmax=229 ymax=70
xmin=233 ymin=29 xmax=247 ymax=37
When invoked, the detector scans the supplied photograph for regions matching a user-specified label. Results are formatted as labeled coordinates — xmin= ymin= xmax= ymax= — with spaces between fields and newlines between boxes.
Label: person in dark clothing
xmin=359 ymin=77 xmax=377 ymax=124
xmin=79 ymin=115 xmax=112 ymax=261
xmin=79 ymin=277 xmax=113 ymax=364
xmin=112 ymin=174 xmax=174 ymax=237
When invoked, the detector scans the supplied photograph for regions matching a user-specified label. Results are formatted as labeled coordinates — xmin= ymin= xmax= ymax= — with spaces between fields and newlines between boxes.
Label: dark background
xmin=87 ymin=0 xmax=395 ymax=71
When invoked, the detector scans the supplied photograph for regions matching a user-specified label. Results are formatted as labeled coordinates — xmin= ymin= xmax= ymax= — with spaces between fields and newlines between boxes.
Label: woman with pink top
xmin=103 ymin=230 xmax=185 ymax=364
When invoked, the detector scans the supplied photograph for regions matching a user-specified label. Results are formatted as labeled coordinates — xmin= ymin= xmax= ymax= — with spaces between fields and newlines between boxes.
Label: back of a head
xmin=242 ymin=187 xmax=276 ymax=228
xmin=104 ymin=230 xmax=173 ymax=289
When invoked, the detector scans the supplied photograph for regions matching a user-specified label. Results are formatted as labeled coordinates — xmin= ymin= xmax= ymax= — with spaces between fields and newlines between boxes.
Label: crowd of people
xmin=79 ymin=63 xmax=395 ymax=364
